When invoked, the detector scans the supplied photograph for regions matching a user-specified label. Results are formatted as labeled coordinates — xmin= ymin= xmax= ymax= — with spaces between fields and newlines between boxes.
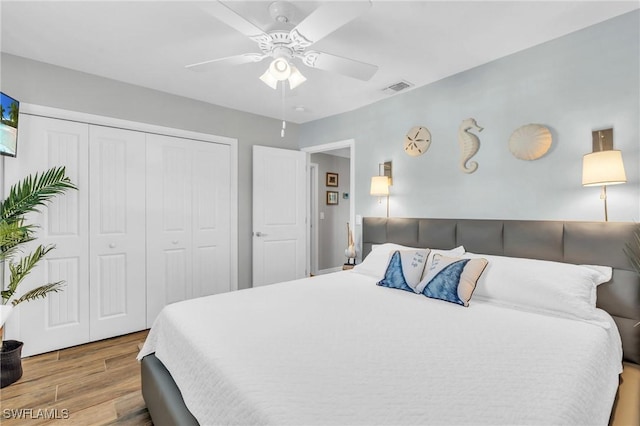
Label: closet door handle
xmin=172 ymin=240 xmax=179 ymax=245
xmin=109 ymin=243 xmax=116 ymax=249
xmin=254 ymin=232 xmax=267 ymax=237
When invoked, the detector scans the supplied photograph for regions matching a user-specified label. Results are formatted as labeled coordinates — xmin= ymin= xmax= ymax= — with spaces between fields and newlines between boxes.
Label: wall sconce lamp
xmin=370 ymin=161 xmax=392 ymax=217
xmin=582 ymin=129 xmax=627 ymax=221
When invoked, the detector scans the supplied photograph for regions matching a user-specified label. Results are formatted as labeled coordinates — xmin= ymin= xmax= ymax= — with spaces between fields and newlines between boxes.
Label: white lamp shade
xmin=269 ymin=58 xmax=291 ymax=80
xmin=261 ymin=59 xmax=306 ymax=90
xmin=259 ymin=69 xmax=278 ymax=89
xmin=370 ymin=176 xmax=390 ymax=196
xmin=288 ymin=65 xmax=306 ymax=90
xmin=582 ymin=150 xmax=627 ymax=186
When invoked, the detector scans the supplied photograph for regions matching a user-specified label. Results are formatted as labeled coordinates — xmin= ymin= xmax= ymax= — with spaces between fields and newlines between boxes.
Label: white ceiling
xmin=1 ymin=1 xmax=637 ymax=124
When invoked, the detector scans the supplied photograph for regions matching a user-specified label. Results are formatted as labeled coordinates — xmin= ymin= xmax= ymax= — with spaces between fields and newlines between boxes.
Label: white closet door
xmin=146 ymin=134 xmax=193 ymax=326
xmin=146 ymin=134 xmax=231 ymax=326
xmin=192 ymin=142 xmax=231 ymax=298
xmin=88 ymin=125 xmax=146 ymax=340
xmin=3 ymin=115 xmax=90 ymax=357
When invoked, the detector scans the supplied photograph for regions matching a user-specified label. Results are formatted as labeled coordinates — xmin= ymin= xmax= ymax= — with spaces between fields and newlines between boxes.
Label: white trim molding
xmin=302 ymin=139 xmax=356 ymax=274
xmin=21 ymin=103 xmax=237 ymax=146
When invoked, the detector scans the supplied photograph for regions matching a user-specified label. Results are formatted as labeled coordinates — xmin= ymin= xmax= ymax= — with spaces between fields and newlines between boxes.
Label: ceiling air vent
xmin=382 ymin=80 xmax=414 ymax=95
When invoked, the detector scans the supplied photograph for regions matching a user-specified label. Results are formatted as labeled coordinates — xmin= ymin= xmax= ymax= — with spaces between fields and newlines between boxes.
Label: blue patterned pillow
xmin=377 ymin=249 xmax=429 ymax=293
xmin=416 ymin=254 xmax=488 ymax=306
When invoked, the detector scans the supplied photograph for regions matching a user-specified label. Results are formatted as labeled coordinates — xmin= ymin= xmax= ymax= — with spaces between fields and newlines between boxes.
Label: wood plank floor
xmin=0 ymin=331 xmax=152 ymax=425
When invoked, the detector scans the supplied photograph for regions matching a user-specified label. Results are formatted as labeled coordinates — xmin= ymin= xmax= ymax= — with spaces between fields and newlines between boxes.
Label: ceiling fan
xmin=186 ymin=0 xmax=379 ymax=89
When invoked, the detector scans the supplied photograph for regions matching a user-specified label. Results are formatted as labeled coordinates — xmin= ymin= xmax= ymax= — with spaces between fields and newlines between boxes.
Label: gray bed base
xmin=141 ymin=353 xmax=199 ymax=426
xmin=141 ymin=217 xmax=640 ymax=425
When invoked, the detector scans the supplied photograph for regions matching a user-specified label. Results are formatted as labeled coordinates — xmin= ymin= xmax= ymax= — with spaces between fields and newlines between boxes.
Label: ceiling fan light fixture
xmin=189 ymin=0 xmax=379 ymax=94
xmin=259 ymin=69 xmax=279 ymax=89
xmin=288 ymin=65 xmax=306 ymax=89
xmin=269 ymin=58 xmax=291 ymax=80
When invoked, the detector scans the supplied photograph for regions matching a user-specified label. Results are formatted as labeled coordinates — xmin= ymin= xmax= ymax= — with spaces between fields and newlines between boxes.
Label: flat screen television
xmin=1 ymin=92 xmax=20 ymax=157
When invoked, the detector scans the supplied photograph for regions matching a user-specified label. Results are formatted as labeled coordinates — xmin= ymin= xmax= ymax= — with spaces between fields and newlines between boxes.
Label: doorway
xmin=302 ymin=140 xmax=355 ymax=275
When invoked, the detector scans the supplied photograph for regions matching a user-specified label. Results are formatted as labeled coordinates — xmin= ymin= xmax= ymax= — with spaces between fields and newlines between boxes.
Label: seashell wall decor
xmin=458 ymin=118 xmax=483 ymax=173
xmin=403 ymin=126 xmax=432 ymax=157
xmin=508 ymin=124 xmax=552 ymax=161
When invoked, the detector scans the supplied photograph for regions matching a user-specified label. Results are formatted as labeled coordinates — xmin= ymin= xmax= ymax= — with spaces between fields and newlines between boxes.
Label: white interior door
xmin=88 ymin=125 xmax=146 ymax=341
xmin=146 ymin=134 xmax=232 ymax=326
xmin=3 ymin=115 xmax=90 ymax=357
xmin=252 ymin=146 xmax=307 ymax=287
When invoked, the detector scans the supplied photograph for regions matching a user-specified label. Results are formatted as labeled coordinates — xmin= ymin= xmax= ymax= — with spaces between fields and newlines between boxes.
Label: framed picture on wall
xmin=326 ymin=172 xmax=339 ymax=187
xmin=326 ymin=191 xmax=339 ymax=205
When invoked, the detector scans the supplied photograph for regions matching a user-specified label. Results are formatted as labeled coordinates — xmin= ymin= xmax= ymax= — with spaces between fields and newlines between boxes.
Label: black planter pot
xmin=1 ymin=340 xmax=24 ymax=388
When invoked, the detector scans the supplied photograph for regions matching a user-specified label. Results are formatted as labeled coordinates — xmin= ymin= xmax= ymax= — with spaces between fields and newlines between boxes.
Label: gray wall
xmin=310 ymin=153 xmax=351 ymax=271
xmin=0 ymin=53 xmax=300 ymax=290
xmin=300 ymin=11 xmax=640 ymax=249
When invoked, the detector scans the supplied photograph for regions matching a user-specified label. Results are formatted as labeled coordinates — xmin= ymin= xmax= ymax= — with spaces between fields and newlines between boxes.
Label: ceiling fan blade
xmin=290 ymin=1 xmax=372 ymax=47
xmin=186 ymin=54 xmax=265 ymax=72
xmin=302 ymin=51 xmax=378 ymax=81
xmin=199 ymin=1 xmax=268 ymax=40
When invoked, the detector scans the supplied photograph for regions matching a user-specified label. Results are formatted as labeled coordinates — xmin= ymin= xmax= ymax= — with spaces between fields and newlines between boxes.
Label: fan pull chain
xmin=281 ymin=83 xmax=286 ymax=138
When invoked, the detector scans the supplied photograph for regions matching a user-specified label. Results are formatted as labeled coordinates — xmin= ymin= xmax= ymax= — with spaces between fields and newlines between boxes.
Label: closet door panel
xmin=192 ymin=143 xmax=231 ymax=298
xmin=89 ymin=125 xmax=146 ymax=340
xmin=146 ymin=134 xmax=193 ymax=326
xmin=3 ymin=115 xmax=90 ymax=357
xmin=146 ymin=135 xmax=231 ymax=326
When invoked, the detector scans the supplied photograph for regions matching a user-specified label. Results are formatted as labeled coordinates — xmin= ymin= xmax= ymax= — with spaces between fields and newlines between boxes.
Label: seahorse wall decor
xmin=458 ymin=118 xmax=484 ymax=174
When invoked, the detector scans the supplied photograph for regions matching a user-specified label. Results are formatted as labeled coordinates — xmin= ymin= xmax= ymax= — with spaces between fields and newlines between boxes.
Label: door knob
xmin=172 ymin=240 xmax=179 ymax=245
xmin=109 ymin=243 xmax=116 ymax=249
xmin=255 ymin=232 xmax=267 ymax=237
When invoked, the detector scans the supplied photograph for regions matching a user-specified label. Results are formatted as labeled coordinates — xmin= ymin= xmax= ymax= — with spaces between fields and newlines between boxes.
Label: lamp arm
xmin=601 ymin=185 xmax=608 ymax=222
xmin=386 ymin=194 xmax=389 ymax=218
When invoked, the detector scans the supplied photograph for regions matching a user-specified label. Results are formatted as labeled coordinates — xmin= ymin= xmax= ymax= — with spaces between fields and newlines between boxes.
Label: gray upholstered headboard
xmin=362 ymin=217 xmax=640 ymax=365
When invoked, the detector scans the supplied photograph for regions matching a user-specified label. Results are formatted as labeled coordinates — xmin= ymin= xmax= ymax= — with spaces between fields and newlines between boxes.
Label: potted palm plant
xmin=624 ymin=225 xmax=640 ymax=329
xmin=625 ymin=226 xmax=640 ymax=274
xmin=0 ymin=166 xmax=76 ymax=387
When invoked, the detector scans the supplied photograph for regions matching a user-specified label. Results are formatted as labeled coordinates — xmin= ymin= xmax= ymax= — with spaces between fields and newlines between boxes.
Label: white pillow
xmin=425 ymin=246 xmax=466 ymax=275
xmin=353 ymin=243 xmax=420 ymax=279
xmin=581 ymin=264 xmax=613 ymax=285
xmin=353 ymin=243 xmax=465 ymax=280
xmin=464 ymin=252 xmax=609 ymax=326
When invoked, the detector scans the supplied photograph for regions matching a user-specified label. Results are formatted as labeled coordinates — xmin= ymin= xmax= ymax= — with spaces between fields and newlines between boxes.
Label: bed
xmin=138 ymin=218 xmax=640 ymax=425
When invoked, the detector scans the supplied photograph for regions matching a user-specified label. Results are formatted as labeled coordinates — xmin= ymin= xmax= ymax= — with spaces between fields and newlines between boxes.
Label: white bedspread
xmin=138 ymin=271 xmax=623 ymax=426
